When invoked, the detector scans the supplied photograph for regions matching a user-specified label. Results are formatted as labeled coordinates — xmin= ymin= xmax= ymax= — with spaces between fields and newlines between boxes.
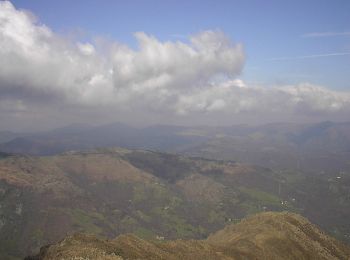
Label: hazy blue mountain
xmin=0 ymin=131 xmax=25 ymax=144
xmin=0 ymin=121 xmax=349 ymax=174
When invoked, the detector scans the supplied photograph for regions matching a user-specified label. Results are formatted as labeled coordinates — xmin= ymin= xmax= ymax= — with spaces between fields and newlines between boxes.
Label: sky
xmin=0 ymin=0 xmax=350 ymax=131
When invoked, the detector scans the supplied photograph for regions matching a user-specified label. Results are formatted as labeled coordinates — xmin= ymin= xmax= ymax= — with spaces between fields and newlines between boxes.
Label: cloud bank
xmin=0 ymin=1 xmax=349 ymax=130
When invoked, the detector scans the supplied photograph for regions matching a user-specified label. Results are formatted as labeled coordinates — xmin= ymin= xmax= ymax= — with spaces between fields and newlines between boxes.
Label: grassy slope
xmin=0 ymin=149 xmax=349 ymax=259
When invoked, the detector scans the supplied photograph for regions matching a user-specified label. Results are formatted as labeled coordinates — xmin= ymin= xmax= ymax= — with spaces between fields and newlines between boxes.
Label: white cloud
xmin=77 ymin=42 xmax=95 ymax=56
xmin=279 ymin=84 xmax=350 ymax=113
xmin=0 ymin=1 xmax=349 ymax=129
xmin=0 ymin=1 xmax=244 ymax=105
xmin=174 ymin=81 xmax=350 ymax=116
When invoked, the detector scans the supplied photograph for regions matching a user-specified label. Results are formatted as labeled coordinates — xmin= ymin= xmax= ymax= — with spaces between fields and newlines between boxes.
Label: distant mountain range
xmin=0 ymin=131 xmax=24 ymax=144
xmin=1 ymin=121 xmax=350 ymax=173
xmin=26 ymin=212 xmax=350 ymax=260
xmin=184 ymin=121 xmax=350 ymax=173
xmin=0 ymin=122 xmax=210 ymax=155
xmin=0 ymin=148 xmax=350 ymax=259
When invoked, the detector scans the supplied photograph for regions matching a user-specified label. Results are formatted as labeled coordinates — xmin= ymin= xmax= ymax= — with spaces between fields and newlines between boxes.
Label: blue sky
xmin=11 ymin=0 xmax=350 ymax=90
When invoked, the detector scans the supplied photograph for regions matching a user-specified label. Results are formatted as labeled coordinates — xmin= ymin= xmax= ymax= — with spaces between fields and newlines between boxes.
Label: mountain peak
xmin=208 ymin=211 xmax=350 ymax=259
xmin=26 ymin=212 xmax=350 ymax=260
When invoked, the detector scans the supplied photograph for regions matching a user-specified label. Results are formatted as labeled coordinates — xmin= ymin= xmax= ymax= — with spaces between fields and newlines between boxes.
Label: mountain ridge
xmin=1 ymin=121 xmax=350 ymax=175
xmin=25 ymin=211 xmax=350 ymax=260
xmin=1 ymin=148 xmax=350 ymax=259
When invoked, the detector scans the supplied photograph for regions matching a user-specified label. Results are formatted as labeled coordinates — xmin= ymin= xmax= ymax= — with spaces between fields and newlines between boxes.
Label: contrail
xmin=269 ymin=52 xmax=350 ymax=61
xmin=302 ymin=32 xmax=350 ymax=37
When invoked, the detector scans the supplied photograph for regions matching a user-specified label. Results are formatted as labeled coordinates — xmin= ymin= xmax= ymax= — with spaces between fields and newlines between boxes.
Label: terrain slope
xmin=26 ymin=212 xmax=350 ymax=260
xmin=0 ymin=148 xmax=349 ymax=259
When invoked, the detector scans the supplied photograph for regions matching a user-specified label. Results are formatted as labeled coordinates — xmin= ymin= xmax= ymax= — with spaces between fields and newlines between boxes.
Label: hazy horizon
xmin=2 ymin=119 xmax=350 ymax=134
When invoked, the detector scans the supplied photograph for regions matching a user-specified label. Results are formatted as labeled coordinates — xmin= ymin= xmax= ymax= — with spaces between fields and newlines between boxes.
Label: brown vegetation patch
xmin=176 ymin=174 xmax=225 ymax=203
xmin=55 ymin=154 xmax=155 ymax=183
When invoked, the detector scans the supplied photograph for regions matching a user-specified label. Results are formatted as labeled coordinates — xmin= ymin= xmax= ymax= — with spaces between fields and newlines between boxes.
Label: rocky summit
xmin=26 ymin=212 xmax=350 ymax=260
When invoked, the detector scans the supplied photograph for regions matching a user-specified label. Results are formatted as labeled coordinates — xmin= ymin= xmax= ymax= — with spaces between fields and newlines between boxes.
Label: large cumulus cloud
xmin=0 ymin=1 xmax=244 ymax=105
xmin=0 ymin=1 xmax=349 ymax=130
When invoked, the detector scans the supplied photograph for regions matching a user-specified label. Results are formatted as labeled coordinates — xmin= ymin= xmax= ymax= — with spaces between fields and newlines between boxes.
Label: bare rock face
xmin=26 ymin=212 xmax=350 ymax=260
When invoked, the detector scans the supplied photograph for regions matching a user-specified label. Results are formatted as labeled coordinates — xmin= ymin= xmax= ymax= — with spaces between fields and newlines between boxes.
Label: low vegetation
xmin=26 ymin=212 xmax=350 ymax=260
xmin=0 ymin=148 xmax=349 ymax=259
